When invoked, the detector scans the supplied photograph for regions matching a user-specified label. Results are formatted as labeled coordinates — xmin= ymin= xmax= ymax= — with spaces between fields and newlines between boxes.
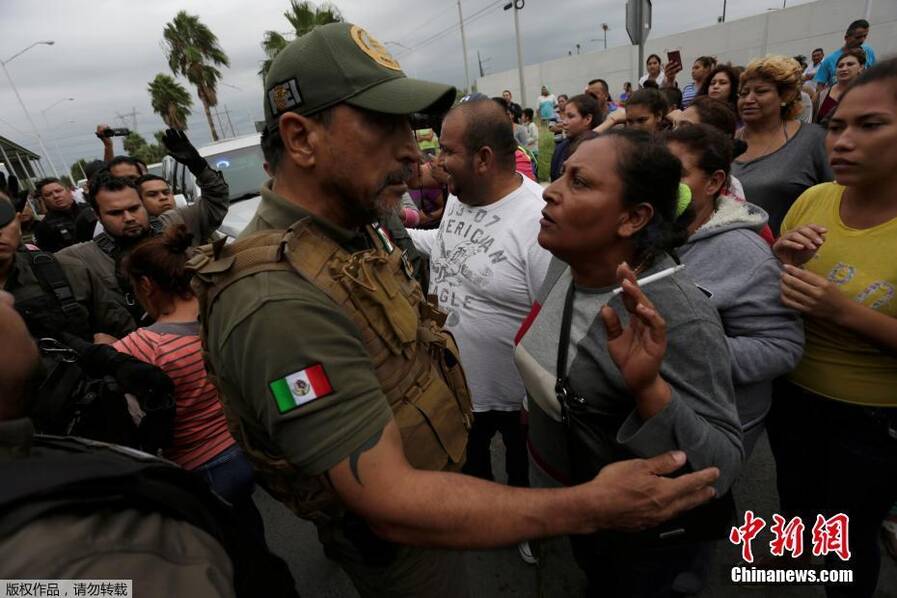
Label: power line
xmin=394 ymin=0 xmax=504 ymax=59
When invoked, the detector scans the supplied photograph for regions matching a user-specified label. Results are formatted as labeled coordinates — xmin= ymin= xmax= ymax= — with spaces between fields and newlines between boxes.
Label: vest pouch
xmin=218 ymin=390 xmax=336 ymax=522
xmin=339 ymin=251 xmax=418 ymax=355
xmin=419 ymin=323 xmax=474 ymax=426
xmin=393 ymin=374 xmax=469 ymax=471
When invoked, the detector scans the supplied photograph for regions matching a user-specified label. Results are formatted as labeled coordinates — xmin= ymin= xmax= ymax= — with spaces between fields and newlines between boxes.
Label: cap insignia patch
xmin=268 ymin=78 xmax=303 ymax=116
xmin=350 ymin=25 xmax=402 ymax=71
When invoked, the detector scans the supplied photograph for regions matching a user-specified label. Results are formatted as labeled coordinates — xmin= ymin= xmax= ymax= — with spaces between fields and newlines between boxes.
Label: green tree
xmin=122 ymin=132 xmax=167 ymax=166
xmin=258 ymin=1 xmax=343 ymax=79
xmin=148 ymin=73 xmax=193 ymax=129
xmin=163 ymin=11 xmax=230 ymax=141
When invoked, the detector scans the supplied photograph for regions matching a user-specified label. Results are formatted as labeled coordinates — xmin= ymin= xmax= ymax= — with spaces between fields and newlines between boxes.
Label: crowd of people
xmin=0 ymin=13 xmax=895 ymax=598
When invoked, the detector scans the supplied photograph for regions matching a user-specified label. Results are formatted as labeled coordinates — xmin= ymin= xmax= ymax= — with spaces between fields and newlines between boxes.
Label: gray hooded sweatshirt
xmin=678 ymin=196 xmax=804 ymax=455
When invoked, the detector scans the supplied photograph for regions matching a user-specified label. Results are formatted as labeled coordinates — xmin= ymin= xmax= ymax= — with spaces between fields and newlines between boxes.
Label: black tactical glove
xmin=162 ymin=129 xmax=208 ymax=177
xmin=80 ymin=343 xmax=175 ymax=410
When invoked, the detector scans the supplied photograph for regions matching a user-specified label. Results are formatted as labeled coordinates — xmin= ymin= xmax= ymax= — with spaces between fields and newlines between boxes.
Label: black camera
xmin=97 ymin=127 xmax=131 ymax=138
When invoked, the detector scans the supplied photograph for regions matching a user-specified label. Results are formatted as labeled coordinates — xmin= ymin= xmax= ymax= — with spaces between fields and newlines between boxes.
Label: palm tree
xmin=259 ymin=1 xmax=343 ymax=79
xmin=148 ymin=73 xmax=193 ymax=129
xmin=163 ymin=11 xmax=230 ymax=141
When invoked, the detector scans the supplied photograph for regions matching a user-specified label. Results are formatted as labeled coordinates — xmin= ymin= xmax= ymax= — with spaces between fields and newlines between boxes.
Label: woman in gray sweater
xmin=515 ymin=129 xmax=742 ymax=597
xmin=732 ymin=55 xmax=833 ymax=235
xmin=666 ymin=124 xmax=805 ymax=458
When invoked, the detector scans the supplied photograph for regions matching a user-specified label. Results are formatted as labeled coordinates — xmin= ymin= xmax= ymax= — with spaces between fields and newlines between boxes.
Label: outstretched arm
xmin=329 ymin=419 xmax=719 ymax=548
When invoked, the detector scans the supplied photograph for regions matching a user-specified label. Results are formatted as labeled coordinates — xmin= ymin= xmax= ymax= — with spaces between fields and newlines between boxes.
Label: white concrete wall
xmin=477 ymin=0 xmax=897 ymax=108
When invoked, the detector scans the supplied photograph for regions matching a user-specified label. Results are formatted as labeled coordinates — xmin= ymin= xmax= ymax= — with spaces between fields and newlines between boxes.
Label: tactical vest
xmin=94 ymin=218 xmax=165 ymax=323
xmin=191 ymin=217 xmax=473 ymax=522
xmin=45 ymin=217 xmax=76 ymax=246
xmin=11 ymin=249 xmax=92 ymax=342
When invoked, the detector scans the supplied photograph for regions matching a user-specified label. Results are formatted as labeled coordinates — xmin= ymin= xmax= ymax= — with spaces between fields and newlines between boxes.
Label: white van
xmin=162 ymin=133 xmax=266 ymax=239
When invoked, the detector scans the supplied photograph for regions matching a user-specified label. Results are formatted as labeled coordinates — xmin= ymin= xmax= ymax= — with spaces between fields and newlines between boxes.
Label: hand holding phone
xmin=664 ymin=51 xmax=683 ymax=81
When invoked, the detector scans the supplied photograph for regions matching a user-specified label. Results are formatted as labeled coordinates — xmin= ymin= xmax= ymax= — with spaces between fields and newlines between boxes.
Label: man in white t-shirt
xmin=408 ymin=99 xmax=551 ymax=564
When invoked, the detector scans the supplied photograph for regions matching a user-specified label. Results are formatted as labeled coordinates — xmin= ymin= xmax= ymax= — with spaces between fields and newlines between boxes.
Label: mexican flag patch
xmin=269 ymin=364 xmax=333 ymax=413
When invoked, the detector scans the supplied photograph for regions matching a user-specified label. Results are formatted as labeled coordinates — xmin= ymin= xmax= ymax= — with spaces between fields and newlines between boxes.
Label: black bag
xmin=29 ymin=340 xmax=172 ymax=454
xmin=0 ymin=434 xmax=299 ymax=597
xmin=554 ymin=281 xmax=735 ymax=552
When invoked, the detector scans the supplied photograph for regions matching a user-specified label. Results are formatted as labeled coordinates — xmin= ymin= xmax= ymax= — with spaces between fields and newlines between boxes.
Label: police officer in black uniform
xmin=33 ymin=178 xmax=91 ymax=253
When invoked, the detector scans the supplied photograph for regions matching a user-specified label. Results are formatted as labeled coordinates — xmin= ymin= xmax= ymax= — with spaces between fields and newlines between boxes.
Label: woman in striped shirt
xmin=115 ymin=224 xmax=264 ymax=536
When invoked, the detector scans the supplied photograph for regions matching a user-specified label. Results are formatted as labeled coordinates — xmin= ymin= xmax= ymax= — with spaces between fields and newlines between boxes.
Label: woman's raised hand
xmin=600 ymin=262 xmax=668 ymax=395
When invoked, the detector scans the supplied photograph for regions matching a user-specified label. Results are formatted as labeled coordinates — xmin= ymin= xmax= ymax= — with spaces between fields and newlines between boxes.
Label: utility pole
xmin=2 ymin=40 xmax=59 ymax=178
xmin=504 ymin=0 xmax=527 ymax=108
xmin=213 ymin=107 xmax=226 ymax=140
xmin=457 ymin=0 xmax=471 ymax=93
xmin=224 ymin=105 xmax=236 ymax=137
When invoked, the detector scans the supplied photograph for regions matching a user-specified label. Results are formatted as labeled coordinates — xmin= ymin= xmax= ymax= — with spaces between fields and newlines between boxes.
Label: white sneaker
xmin=518 ymin=541 xmax=538 ymax=565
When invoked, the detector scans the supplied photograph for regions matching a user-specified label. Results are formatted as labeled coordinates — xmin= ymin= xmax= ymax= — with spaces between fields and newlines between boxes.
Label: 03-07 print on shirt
xmin=430 ymin=201 xmax=510 ymax=326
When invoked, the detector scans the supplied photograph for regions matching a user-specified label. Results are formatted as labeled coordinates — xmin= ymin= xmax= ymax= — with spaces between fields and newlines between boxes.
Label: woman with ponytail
xmin=665 ymin=123 xmax=803 ymax=459
xmin=515 ymin=129 xmax=742 ymax=596
xmin=114 ymin=224 xmax=264 ymax=536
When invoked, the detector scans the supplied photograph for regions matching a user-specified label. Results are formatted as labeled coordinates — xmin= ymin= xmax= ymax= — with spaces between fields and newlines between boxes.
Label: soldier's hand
xmin=588 ymin=451 xmax=718 ymax=532
xmin=162 ymin=129 xmax=207 ymax=176
xmin=112 ymin=356 xmax=175 ymax=409
xmin=81 ymin=344 xmax=174 ymax=411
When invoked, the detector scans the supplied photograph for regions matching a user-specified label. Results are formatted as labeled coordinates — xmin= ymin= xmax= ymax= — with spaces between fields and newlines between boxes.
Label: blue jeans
xmin=194 ymin=444 xmax=266 ymax=541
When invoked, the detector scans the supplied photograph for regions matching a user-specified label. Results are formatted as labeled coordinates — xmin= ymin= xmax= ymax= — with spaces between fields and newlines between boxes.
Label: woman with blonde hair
xmin=732 ymin=55 xmax=832 ymax=235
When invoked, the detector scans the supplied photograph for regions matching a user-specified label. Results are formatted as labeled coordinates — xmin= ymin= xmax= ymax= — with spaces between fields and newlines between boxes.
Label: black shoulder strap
xmin=27 ymin=250 xmax=83 ymax=321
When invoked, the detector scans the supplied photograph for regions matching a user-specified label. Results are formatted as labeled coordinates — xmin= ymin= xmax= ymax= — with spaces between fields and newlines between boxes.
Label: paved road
xmin=255 ymin=430 xmax=897 ymax=597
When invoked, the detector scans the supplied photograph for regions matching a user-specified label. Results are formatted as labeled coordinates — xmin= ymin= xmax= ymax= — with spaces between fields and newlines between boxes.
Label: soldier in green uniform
xmin=193 ymin=22 xmax=721 ymax=597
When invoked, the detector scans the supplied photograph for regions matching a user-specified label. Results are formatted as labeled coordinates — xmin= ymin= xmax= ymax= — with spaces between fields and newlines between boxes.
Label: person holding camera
xmin=59 ymin=129 xmax=229 ymax=323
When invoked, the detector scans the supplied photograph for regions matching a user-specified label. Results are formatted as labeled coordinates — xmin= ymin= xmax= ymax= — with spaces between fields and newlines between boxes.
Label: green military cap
xmin=263 ymin=22 xmax=456 ymax=132
xmin=0 ymin=195 xmax=15 ymax=228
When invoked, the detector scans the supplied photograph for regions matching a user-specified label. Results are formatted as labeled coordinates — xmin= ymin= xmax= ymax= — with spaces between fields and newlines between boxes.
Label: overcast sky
xmin=0 ymin=0 xmax=813 ymax=176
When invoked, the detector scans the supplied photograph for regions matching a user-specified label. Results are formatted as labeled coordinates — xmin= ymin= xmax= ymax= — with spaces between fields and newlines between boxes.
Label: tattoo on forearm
xmin=349 ymin=428 xmax=383 ymax=486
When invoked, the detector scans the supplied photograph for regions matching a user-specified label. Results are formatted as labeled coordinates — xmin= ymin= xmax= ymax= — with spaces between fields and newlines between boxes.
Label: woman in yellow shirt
xmin=769 ymin=58 xmax=897 ymax=598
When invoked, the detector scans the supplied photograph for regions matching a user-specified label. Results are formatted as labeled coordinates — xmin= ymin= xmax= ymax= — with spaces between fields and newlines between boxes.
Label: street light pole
xmin=40 ymin=97 xmax=74 ymax=179
xmin=504 ymin=0 xmax=527 ymax=108
xmin=1 ymin=40 xmax=58 ymax=178
xmin=457 ymin=0 xmax=471 ymax=93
